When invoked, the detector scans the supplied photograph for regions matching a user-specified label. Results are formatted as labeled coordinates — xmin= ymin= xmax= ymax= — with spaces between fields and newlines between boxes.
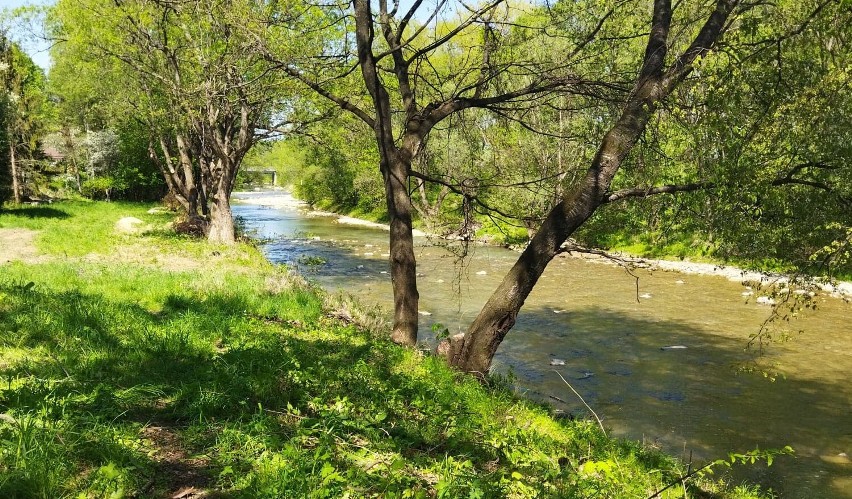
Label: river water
xmin=232 ymin=191 xmax=851 ymax=498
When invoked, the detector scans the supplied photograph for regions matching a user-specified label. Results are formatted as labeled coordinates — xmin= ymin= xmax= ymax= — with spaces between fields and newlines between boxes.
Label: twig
xmin=549 ymin=394 xmax=568 ymax=404
xmin=647 ymin=460 xmax=716 ymax=499
xmin=553 ymin=370 xmax=606 ymax=437
xmin=559 ymin=242 xmax=643 ymax=301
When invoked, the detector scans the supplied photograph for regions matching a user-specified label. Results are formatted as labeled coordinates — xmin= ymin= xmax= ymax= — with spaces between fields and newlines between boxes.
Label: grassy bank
xmin=0 ymin=201 xmax=765 ymax=498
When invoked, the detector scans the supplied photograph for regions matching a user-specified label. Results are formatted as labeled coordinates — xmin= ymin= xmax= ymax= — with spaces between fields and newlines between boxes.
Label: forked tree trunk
xmin=152 ymin=137 xmax=199 ymax=217
xmin=352 ymin=0 xmax=421 ymax=345
xmin=206 ymin=157 xmax=237 ymax=245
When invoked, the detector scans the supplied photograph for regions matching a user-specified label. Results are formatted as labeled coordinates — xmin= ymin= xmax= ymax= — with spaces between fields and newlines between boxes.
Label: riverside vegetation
xmin=0 ymin=201 xmax=772 ymax=498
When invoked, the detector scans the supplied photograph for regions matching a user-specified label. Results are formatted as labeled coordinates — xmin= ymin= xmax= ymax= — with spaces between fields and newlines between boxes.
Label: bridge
xmin=243 ymin=169 xmax=278 ymax=186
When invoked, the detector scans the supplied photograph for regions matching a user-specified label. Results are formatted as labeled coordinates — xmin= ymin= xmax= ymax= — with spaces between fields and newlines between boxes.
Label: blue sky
xmin=0 ymin=0 xmax=459 ymax=74
xmin=1 ymin=0 xmax=55 ymax=72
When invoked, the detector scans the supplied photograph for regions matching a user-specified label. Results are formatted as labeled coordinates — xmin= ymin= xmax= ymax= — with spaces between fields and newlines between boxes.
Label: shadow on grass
xmin=5 ymin=270 xmax=846 ymax=498
xmin=2 ymin=206 xmax=70 ymax=220
xmin=1 ymin=280 xmax=555 ymax=497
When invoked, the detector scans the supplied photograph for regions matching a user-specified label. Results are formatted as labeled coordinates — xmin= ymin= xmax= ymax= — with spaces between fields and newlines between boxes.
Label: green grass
xmin=0 ymin=201 xmax=170 ymax=257
xmin=0 ymin=201 xmax=768 ymax=498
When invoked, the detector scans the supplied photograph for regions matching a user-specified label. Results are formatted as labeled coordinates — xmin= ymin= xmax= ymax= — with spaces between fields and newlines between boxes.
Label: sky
xmin=1 ymin=0 xmax=54 ymax=72
xmin=0 ymin=0 xmax=462 ymax=74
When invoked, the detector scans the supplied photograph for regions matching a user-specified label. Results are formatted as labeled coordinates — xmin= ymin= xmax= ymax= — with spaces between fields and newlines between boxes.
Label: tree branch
xmin=603 ymin=181 xmax=714 ymax=203
xmin=282 ymin=65 xmax=376 ymax=129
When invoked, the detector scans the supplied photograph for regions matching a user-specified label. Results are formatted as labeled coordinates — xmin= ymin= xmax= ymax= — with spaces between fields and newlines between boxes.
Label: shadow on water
xmin=493 ymin=306 xmax=852 ymax=498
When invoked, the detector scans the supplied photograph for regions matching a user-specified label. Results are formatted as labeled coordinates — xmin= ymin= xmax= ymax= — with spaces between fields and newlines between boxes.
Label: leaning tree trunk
xmin=444 ymin=107 xmax=649 ymax=374
xmin=383 ymin=150 xmax=420 ymax=346
xmin=444 ymin=0 xmax=739 ymax=375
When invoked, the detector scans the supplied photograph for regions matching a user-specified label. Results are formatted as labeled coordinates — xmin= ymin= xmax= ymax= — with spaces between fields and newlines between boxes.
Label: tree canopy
xmin=3 ymin=0 xmax=849 ymax=371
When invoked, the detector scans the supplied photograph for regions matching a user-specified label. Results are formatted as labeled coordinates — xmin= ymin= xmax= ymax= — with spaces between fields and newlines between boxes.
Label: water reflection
xmin=232 ymin=192 xmax=851 ymax=498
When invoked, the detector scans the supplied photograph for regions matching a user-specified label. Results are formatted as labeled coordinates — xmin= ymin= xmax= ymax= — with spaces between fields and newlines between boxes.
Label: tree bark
xmin=207 ymin=190 xmax=235 ymax=244
xmin=384 ymin=150 xmax=420 ymax=345
xmin=175 ymin=133 xmax=200 ymax=216
xmin=205 ymin=157 xmax=237 ymax=245
xmin=8 ymin=136 xmax=20 ymax=204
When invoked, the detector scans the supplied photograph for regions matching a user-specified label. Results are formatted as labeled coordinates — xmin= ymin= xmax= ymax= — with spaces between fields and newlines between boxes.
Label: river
xmin=232 ymin=191 xmax=851 ymax=498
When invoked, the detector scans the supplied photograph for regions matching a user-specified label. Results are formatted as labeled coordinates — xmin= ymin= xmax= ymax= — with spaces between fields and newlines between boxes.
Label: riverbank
xmin=234 ymin=191 xmax=852 ymax=299
xmin=233 ymin=191 xmax=428 ymax=236
xmin=562 ymin=250 xmax=852 ymax=299
xmin=0 ymin=200 xmax=768 ymax=497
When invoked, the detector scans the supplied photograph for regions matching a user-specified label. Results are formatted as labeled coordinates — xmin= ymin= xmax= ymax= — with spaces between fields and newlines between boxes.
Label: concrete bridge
xmin=244 ymin=169 xmax=278 ymax=186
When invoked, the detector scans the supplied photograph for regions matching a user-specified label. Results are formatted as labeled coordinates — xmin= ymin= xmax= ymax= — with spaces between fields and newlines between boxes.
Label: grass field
xmin=0 ymin=200 xmax=766 ymax=498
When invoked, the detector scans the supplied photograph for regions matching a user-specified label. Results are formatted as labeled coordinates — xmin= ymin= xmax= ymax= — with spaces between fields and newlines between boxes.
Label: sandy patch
xmin=0 ymin=228 xmax=45 ymax=264
xmin=320 ymin=213 xmax=427 ymax=237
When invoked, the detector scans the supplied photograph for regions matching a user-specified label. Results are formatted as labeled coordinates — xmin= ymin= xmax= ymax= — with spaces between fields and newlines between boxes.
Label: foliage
xmin=277 ymin=0 xmax=850 ymax=280
xmin=0 ymin=29 xmax=50 ymax=205
xmin=46 ymin=0 xmax=310 ymax=240
xmin=0 ymin=200 xmax=768 ymax=498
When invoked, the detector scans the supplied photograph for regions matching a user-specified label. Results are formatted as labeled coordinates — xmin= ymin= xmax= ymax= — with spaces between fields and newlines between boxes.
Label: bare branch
xmin=663 ymin=0 xmax=739 ymax=90
xmin=282 ymin=65 xmax=376 ymax=129
xmin=405 ymin=0 xmax=504 ymax=64
xmin=603 ymin=181 xmax=714 ymax=203
xmin=409 ymin=169 xmax=533 ymax=222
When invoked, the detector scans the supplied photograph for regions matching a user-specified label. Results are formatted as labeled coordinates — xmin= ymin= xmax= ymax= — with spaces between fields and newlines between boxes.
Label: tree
xmin=0 ymin=32 xmax=48 ymax=205
xmin=50 ymin=0 xmax=301 ymax=242
xmin=0 ymin=33 xmax=11 ymax=207
xmin=274 ymin=0 xmax=849 ymax=375
xmin=268 ymin=0 xmax=615 ymax=344
xmin=443 ymin=0 xmax=744 ymax=373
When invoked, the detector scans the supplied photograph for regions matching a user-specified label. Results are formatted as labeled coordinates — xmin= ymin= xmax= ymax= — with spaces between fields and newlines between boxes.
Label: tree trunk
xmin=350 ymin=0 xmax=421 ymax=345
xmin=447 ymin=96 xmax=659 ymax=374
xmin=9 ymin=138 xmax=20 ymax=204
xmin=384 ymin=151 xmax=420 ymax=346
xmin=61 ymin=126 xmax=82 ymax=193
xmin=153 ymin=136 xmax=199 ymax=217
xmin=207 ymin=191 xmax=235 ymax=244
xmin=443 ymin=0 xmax=738 ymax=375
xmin=176 ymin=133 xmax=199 ymax=216
xmin=206 ymin=158 xmax=236 ymax=245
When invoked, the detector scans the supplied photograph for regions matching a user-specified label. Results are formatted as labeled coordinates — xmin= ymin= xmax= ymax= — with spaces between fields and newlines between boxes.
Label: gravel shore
xmin=234 ymin=191 xmax=851 ymax=298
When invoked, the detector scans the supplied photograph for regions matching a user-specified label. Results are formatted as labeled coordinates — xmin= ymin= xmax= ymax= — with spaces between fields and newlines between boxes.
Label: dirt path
xmin=140 ymin=425 xmax=215 ymax=498
xmin=0 ymin=228 xmax=44 ymax=264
